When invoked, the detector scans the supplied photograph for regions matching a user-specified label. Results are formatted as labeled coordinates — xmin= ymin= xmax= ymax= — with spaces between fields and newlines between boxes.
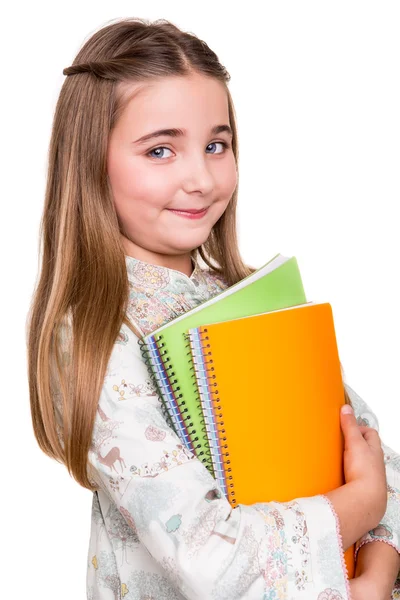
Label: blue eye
xmin=147 ymin=147 xmax=173 ymax=159
xmin=146 ymin=141 xmax=229 ymax=160
xmin=206 ymin=141 xmax=228 ymax=154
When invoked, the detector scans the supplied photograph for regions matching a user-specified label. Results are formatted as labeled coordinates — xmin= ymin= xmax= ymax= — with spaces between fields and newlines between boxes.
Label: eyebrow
xmin=133 ymin=125 xmax=233 ymax=146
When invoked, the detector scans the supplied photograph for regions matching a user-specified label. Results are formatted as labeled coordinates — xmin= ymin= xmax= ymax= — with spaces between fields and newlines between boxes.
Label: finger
xmin=340 ymin=405 xmax=364 ymax=446
xmin=355 ymin=421 xmax=381 ymax=440
xmin=357 ymin=425 xmax=378 ymax=435
xmin=353 ymin=423 xmax=383 ymax=453
xmin=361 ymin=428 xmax=382 ymax=451
xmin=357 ymin=423 xmax=380 ymax=437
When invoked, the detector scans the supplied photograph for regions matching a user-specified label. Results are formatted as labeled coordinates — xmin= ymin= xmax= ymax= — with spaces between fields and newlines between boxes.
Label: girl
xmin=27 ymin=17 xmax=400 ymax=600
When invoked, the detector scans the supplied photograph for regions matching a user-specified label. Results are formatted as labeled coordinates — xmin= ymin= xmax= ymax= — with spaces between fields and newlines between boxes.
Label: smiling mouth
xmin=167 ymin=208 xmax=209 ymax=214
xmin=166 ymin=207 xmax=209 ymax=219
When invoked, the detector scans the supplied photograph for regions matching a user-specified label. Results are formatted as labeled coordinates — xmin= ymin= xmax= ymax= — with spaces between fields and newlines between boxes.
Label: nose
xmin=181 ymin=152 xmax=215 ymax=196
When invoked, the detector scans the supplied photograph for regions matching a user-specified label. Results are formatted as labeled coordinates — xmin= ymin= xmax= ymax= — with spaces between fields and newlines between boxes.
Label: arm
xmin=87 ymin=323 xmax=353 ymax=600
xmin=325 ymin=480 xmax=383 ymax=552
xmin=354 ymin=541 xmax=400 ymax=598
xmin=344 ymin=383 xmax=400 ymax=594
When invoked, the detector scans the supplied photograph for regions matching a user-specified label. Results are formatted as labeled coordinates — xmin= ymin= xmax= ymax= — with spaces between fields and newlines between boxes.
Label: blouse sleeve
xmin=87 ymin=322 xmax=352 ymax=599
xmin=344 ymin=383 xmax=400 ymax=588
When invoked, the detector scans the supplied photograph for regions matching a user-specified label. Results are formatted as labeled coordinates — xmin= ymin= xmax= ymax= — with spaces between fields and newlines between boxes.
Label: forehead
xmin=115 ymin=74 xmax=229 ymax=131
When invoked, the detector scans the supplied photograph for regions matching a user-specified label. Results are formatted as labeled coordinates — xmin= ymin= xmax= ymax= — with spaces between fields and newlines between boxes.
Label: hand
xmin=340 ymin=404 xmax=387 ymax=524
xmin=325 ymin=405 xmax=388 ymax=550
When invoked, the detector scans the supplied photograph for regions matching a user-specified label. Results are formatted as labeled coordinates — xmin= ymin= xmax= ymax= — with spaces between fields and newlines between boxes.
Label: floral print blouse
xmin=58 ymin=255 xmax=400 ymax=599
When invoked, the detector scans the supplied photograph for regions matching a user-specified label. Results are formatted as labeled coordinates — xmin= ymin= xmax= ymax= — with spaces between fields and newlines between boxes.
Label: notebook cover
xmin=188 ymin=302 xmax=354 ymax=577
xmin=139 ymin=255 xmax=307 ymax=474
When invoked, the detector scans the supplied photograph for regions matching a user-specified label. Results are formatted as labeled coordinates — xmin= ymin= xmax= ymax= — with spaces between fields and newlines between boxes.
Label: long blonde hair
xmin=27 ymin=17 xmax=351 ymax=493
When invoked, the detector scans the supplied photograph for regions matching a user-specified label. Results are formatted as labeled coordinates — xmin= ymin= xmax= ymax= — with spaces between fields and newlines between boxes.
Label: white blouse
xmin=56 ymin=255 xmax=400 ymax=599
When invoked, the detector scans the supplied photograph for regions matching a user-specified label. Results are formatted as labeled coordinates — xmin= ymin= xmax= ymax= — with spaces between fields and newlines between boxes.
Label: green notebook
xmin=138 ymin=253 xmax=307 ymax=474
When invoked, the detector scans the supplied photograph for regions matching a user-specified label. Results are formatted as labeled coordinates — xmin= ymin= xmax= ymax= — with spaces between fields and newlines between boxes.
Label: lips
xmin=166 ymin=207 xmax=209 ymax=220
xmin=168 ymin=208 xmax=208 ymax=214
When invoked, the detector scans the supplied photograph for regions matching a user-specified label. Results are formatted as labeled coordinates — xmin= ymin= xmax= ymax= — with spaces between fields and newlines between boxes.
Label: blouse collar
xmin=125 ymin=254 xmax=209 ymax=291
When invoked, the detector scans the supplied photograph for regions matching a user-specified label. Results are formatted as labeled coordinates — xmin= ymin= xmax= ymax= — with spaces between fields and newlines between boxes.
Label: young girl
xmin=27 ymin=17 xmax=400 ymax=600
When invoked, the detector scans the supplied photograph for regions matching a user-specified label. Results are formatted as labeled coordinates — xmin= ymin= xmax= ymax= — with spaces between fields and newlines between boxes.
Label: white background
xmin=2 ymin=1 xmax=399 ymax=597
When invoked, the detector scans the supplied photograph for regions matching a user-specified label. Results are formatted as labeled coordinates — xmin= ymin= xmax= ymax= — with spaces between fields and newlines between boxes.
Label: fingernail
xmin=341 ymin=404 xmax=353 ymax=415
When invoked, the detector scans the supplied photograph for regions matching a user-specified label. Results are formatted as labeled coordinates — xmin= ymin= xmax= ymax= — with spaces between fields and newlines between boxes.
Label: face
xmin=107 ymin=72 xmax=238 ymax=267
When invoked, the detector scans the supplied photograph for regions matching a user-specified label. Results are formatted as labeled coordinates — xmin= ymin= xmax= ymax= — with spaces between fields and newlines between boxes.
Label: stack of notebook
xmin=138 ymin=253 xmax=355 ymax=577
xmin=138 ymin=253 xmax=307 ymax=471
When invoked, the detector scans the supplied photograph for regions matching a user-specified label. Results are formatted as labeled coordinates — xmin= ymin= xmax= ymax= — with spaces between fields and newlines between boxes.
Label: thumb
xmin=340 ymin=404 xmax=362 ymax=447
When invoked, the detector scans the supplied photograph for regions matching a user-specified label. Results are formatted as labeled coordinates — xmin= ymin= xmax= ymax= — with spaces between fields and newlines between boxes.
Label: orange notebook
xmin=187 ymin=302 xmax=355 ymax=578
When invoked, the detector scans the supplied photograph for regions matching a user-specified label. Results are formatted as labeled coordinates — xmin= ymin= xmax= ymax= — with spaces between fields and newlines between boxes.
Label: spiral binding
xmin=173 ymin=332 xmax=214 ymax=477
xmin=138 ymin=334 xmax=211 ymax=469
xmin=138 ymin=336 xmax=177 ymax=435
xmin=185 ymin=328 xmax=236 ymax=504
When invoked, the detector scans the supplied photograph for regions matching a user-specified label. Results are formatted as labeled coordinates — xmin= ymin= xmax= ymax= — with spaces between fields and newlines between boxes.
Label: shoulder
xmin=111 ymin=321 xmax=142 ymax=361
xmin=201 ymin=268 xmax=230 ymax=291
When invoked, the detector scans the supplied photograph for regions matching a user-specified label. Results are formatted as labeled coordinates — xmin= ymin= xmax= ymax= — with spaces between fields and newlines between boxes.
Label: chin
xmin=169 ymin=231 xmax=212 ymax=252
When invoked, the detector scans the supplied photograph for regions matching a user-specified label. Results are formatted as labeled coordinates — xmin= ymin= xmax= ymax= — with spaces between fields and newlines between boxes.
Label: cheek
xmin=219 ymin=156 xmax=238 ymax=198
xmin=212 ymin=163 xmax=237 ymax=218
xmin=108 ymin=154 xmax=172 ymax=215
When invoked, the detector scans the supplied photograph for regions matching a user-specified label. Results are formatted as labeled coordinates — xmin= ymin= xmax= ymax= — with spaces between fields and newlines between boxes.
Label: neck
xmin=122 ymin=236 xmax=195 ymax=277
